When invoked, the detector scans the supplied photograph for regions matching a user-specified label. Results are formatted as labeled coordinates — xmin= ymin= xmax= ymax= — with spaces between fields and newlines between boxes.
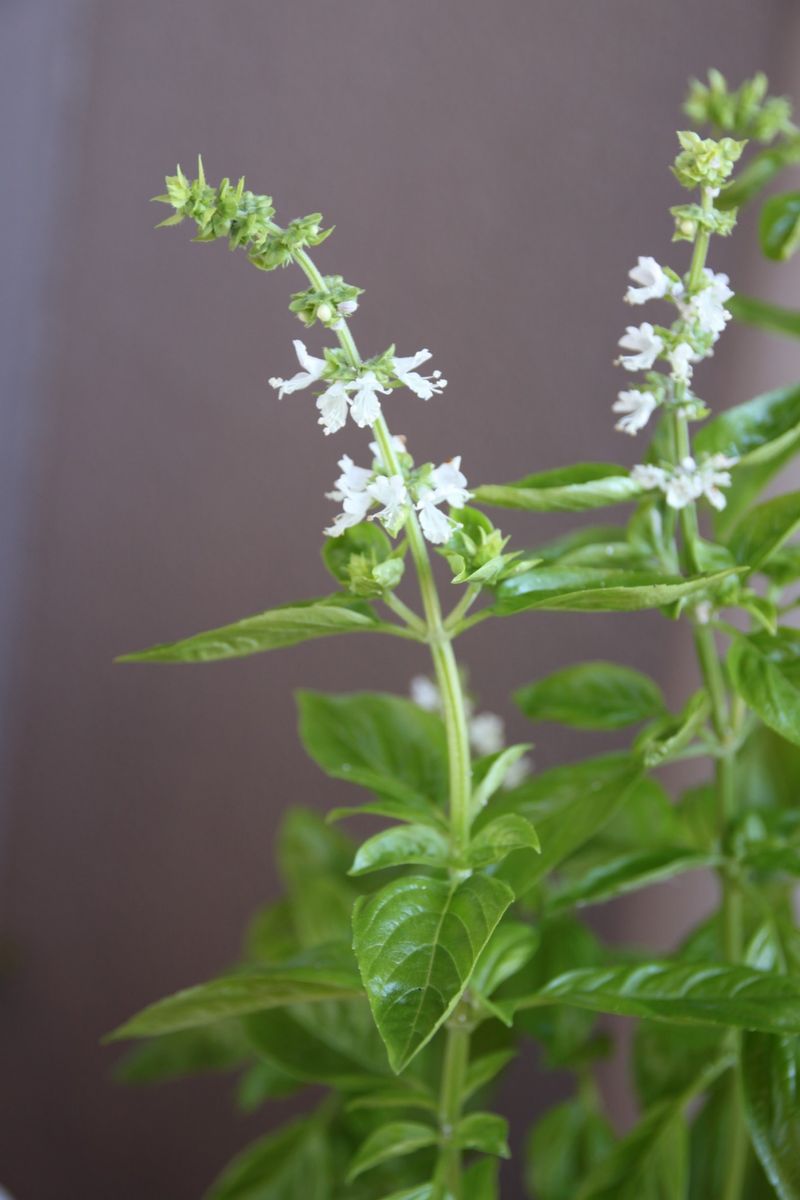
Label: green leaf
xmin=515 ymin=662 xmax=665 ymax=730
xmin=634 ymin=690 xmax=711 ymax=769
xmin=107 ymin=949 xmax=362 ymax=1040
xmin=634 ymin=1020 xmax=725 ymax=1108
xmin=376 ymin=1188 xmax=433 ymax=1200
xmin=455 ymin=1112 xmax=510 ymax=1157
xmin=548 ymin=848 xmax=719 ymax=914
xmin=346 ymin=1082 xmax=437 ymax=1115
xmin=760 ymin=191 xmax=800 ymax=260
xmin=719 ymin=137 xmax=800 ymax=209
xmin=503 ymin=962 xmax=800 ymax=1034
xmin=276 ymin=810 xmax=359 ymax=948
xmin=475 ymin=463 xmax=641 ymax=512
xmin=117 ymin=598 xmax=383 ymax=663
xmin=347 ymin=1121 xmax=438 ymax=1181
xmin=468 ymin=814 xmax=540 ymax=869
xmin=526 ymin=1097 xmax=615 ymax=1200
xmin=729 ymin=294 xmax=800 ymax=340
xmin=471 ymin=920 xmax=540 ymax=1000
xmin=742 ymin=1032 xmax=800 ymax=1199
xmin=494 ymin=566 xmax=739 ymax=615
xmin=322 ymin=522 xmax=393 ymax=584
xmin=694 ymin=382 xmax=800 ymax=533
xmin=352 ymin=873 xmax=514 ymax=1072
xmin=463 ymin=1159 xmax=500 ymax=1200
xmin=729 ymin=490 xmax=800 ymax=572
xmin=462 ymin=1049 xmax=516 ymax=1102
xmin=298 ymin=691 xmax=448 ymax=822
xmin=235 ymin=1060 xmax=300 ymax=1112
xmin=574 ymin=1057 xmax=729 ymax=1200
xmin=206 ymin=1112 xmax=331 ymax=1200
xmin=470 ymin=744 xmax=533 ymax=817
xmin=113 ymin=1022 xmax=248 ymax=1083
xmin=483 ymin=753 xmax=645 ymax=897
xmin=350 ymin=824 xmax=450 ymax=875
xmin=687 ymin=1073 xmax=742 ymax=1200
xmin=729 ymin=631 xmax=800 ymax=748
xmin=244 ymin=1000 xmax=389 ymax=1088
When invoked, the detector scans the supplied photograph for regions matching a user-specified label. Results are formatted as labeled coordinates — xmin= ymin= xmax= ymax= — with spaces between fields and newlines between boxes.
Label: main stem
xmin=671 ymin=191 xmax=745 ymax=1200
xmin=293 ymin=249 xmax=474 ymax=1195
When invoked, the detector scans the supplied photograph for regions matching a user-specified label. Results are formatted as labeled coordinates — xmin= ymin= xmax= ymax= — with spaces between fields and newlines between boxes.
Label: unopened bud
xmin=316 ymin=302 xmax=333 ymax=323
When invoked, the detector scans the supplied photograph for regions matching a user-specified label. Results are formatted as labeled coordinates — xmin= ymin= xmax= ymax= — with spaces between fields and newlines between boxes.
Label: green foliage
xmin=759 ymin=192 xmax=800 ymax=261
xmin=526 ymin=1097 xmax=615 ymax=1200
xmin=741 ymin=1032 xmax=800 ymax=1199
xmin=515 ymin=661 xmax=665 ymax=730
xmin=475 ymin=463 xmax=641 ymax=512
xmin=729 ymin=630 xmax=800 ymax=748
xmin=352 ymin=873 xmax=513 ymax=1071
xmin=494 ymin=566 xmax=739 ymax=614
xmin=729 ymin=294 xmax=800 ymax=339
xmin=684 ymin=69 xmax=795 ymax=142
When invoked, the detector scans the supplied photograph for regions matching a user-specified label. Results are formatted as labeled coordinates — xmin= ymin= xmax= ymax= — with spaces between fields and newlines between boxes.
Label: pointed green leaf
xmin=298 ymin=691 xmax=448 ymax=820
xmin=463 ymin=1159 xmax=500 ymax=1199
xmin=471 ymin=921 xmax=540 ymax=999
xmin=468 ymin=815 xmax=540 ymax=868
xmin=235 ymin=1060 xmax=300 ymax=1112
xmin=729 ymin=294 xmax=800 ymax=340
xmin=548 ymin=849 xmax=720 ymax=914
xmin=494 ymin=567 xmax=739 ymax=615
xmin=759 ymin=191 xmax=800 ymax=261
xmin=574 ymin=1057 xmax=730 ymax=1200
xmin=207 ymin=1113 xmax=330 ymax=1200
xmin=475 ymin=464 xmax=641 ymax=512
xmin=729 ymin=631 xmax=800 ymax=748
xmin=482 ymin=753 xmax=645 ymax=897
xmin=244 ymin=999 xmax=390 ymax=1089
xmin=470 ymin=744 xmax=533 ymax=817
xmin=729 ymin=490 xmax=800 ymax=572
xmin=107 ymin=948 xmax=362 ymax=1040
xmin=352 ymin=873 xmax=514 ymax=1072
xmin=635 ymin=690 xmax=711 ymax=769
xmin=347 ymin=1121 xmax=438 ymax=1181
xmin=376 ymin=1188 xmax=433 ymax=1200
xmin=455 ymin=1112 xmax=510 ymax=1157
xmin=462 ymin=1050 xmax=516 ymax=1102
xmin=113 ymin=1021 xmax=248 ymax=1083
xmin=515 ymin=662 xmax=665 ymax=730
xmin=526 ymin=1097 xmax=615 ymax=1200
xmin=350 ymin=825 xmax=450 ymax=875
xmin=503 ymin=962 xmax=800 ymax=1034
xmin=719 ymin=137 xmax=800 ymax=209
xmin=346 ymin=1082 xmax=437 ymax=1115
xmin=118 ymin=599 xmax=381 ymax=663
xmin=742 ymin=1032 xmax=800 ymax=1200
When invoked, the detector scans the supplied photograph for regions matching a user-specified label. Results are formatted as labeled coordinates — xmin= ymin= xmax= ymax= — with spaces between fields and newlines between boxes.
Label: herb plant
xmin=110 ymin=71 xmax=800 ymax=1199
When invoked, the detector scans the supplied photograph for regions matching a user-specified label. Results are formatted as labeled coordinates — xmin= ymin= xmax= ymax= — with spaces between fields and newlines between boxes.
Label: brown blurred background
xmin=1 ymin=2 xmax=798 ymax=1197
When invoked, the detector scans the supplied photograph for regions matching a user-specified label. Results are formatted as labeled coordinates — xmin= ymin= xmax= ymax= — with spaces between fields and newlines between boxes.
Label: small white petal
xmin=350 ymin=371 xmax=388 ymax=428
xmin=612 ymin=390 xmax=657 ymax=435
xmin=269 ymin=339 xmax=326 ymax=398
xmin=668 ymin=342 xmax=694 ymax=383
xmin=469 ymin=712 xmax=505 ymax=757
xmin=617 ymin=323 xmax=664 ymax=371
xmin=625 ymin=256 xmax=670 ymax=305
xmin=393 ymin=349 xmax=448 ymax=400
xmin=410 ymin=675 xmax=441 ymax=711
xmin=316 ymin=383 xmax=350 ymax=435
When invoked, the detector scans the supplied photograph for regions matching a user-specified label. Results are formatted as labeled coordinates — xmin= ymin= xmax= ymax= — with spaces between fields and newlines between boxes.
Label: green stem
xmin=293 ymin=245 xmax=475 ymax=1194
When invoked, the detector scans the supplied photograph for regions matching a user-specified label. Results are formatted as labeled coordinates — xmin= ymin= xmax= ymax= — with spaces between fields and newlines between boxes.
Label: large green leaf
xmin=694 ymin=383 xmax=800 ymax=533
xmin=107 ymin=947 xmax=362 ymax=1040
xmin=742 ymin=1032 xmax=800 ymax=1200
xmin=494 ymin=566 xmax=738 ymax=615
xmin=350 ymin=825 xmax=450 ymax=875
xmin=515 ymin=662 xmax=665 ymax=730
xmin=207 ymin=1112 xmax=331 ymax=1200
xmin=352 ymin=873 xmax=514 ymax=1072
xmin=634 ymin=1020 xmax=725 ymax=1108
xmin=729 ymin=294 xmax=800 ymax=340
xmin=548 ymin=848 xmax=719 ymax=914
xmin=114 ymin=1021 xmax=248 ymax=1083
xmin=729 ymin=491 xmax=800 ymax=572
xmin=574 ymin=1057 xmax=729 ymax=1200
xmin=502 ymin=962 xmax=800 ymax=1034
xmin=117 ymin=598 xmax=384 ymax=663
xmin=729 ymin=631 xmax=800 ymax=748
xmin=347 ymin=1121 xmax=438 ymax=1181
xmin=526 ymin=1097 xmax=615 ymax=1200
xmin=760 ymin=191 xmax=800 ymax=261
xmin=474 ymin=464 xmax=641 ymax=512
xmin=298 ymin=691 xmax=448 ymax=820
xmin=483 ymin=753 xmax=645 ymax=897
xmin=244 ymin=999 xmax=389 ymax=1088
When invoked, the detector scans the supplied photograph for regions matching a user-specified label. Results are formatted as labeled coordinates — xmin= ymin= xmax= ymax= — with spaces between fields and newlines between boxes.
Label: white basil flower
xmin=617 ymin=323 xmax=664 ymax=371
xmin=316 ymin=381 xmax=351 ymax=435
xmin=414 ymin=456 xmax=471 ymax=545
xmin=410 ymin=675 xmax=442 ymax=712
xmin=698 ymin=453 xmax=737 ymax=510
xmin=393 ymin=349 xmax=448 ymax=400
xmin=624 ymin=256 xmax=677 ymax=305
xmin=324 ymin=454 xmax=374 ymax=536
xmin=668 ymin=341 xmax=695 ymax=383
xmin=429 ymin=457 xmax=471 ymax=507
xmin=664 ymin=458 xmax=705 ymax=508
xmin=631 ymin=463 xmax=669 ymax=492
xmin=350 ymin=370 xmax=390 ymax=428
xmin=369 ymin=434 xmax=407 ymax=464
xmin=469 ymin=712 xmax=505 ymax=757
xmin=269 ymin=339 xmax=326 ymax=397
xmin=631 ymin=454 xmax=736 ymax=511
xmin=613 ymin=389 xmax=658 ymax=435
xmin=367 ymin=473 xmax=410 ymax=534
xmin=503 ymin=754 xmax=533 ymax=788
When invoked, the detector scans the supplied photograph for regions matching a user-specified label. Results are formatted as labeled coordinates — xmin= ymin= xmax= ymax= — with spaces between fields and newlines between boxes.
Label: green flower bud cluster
xmin=321 ymin=523 xmax=406 ymax=598
xmin=441 ymin=508 xmax=520 ymax=585
xmin=685 ymin=69 xmax=795 ymax=144
xmin=153 ymin=159 xmax=331 ymax=271
xmin=672 ymin=131 xmax=746 ymax=191
xmin=289 ymin=276 xmax=364 ymax=328
xmin=670 ymin=202 xmax=737 ymax=243
xmin=322 ymin=344 xmax=398 ymax=386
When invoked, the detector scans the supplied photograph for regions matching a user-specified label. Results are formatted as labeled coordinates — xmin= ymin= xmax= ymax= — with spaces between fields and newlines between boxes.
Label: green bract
xmin=113 ymin=68 xmax=800 ymax=1200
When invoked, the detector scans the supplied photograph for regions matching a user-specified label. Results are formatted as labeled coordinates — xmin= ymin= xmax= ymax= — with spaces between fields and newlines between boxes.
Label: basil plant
xmin=109 ymin=71 xmax=800 ymax=1200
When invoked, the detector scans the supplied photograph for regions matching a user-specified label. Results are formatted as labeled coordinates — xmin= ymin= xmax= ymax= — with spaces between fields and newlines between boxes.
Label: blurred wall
xmin=0 ymin=2 xmax=795 ymax=1197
